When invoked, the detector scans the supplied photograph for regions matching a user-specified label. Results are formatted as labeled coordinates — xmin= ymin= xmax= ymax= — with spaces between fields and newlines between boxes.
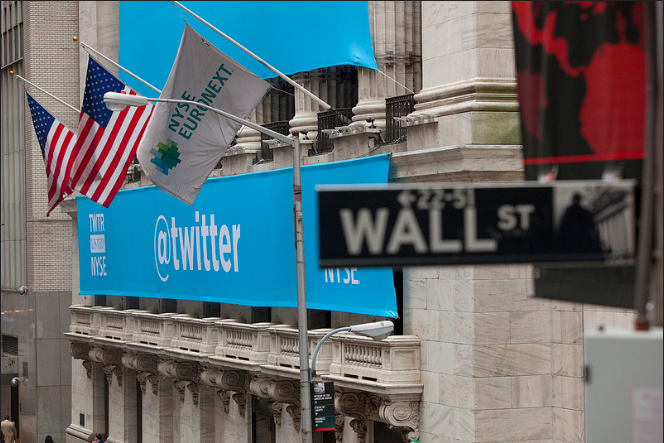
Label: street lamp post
xmin=104 ymin=91 xmax=315 ymax=443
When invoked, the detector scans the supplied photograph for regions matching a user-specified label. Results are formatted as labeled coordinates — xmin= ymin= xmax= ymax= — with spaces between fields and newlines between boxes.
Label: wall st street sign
xmin=317 ymin=181 xmax=636 ymax=268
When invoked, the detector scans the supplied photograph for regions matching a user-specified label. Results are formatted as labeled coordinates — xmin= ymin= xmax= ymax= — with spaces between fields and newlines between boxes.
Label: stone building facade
xmin=1 ymin=2 xmax=644 ymax=443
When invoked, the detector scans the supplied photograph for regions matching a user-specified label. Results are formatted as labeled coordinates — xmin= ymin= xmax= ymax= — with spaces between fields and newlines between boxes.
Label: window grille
xmin=256 ymin=120 xmax=290 ymax=163
xmin=385 ymin=94 xmax=415 ymax=144
xmin=2 ymin=334 xmax=18 ymax=355
xmin=315 ymin=108 xmax=353 ymax=154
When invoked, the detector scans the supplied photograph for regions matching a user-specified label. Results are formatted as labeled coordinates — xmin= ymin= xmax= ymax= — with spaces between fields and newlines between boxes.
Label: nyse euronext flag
xmin=136 ymin=23 xmax=270 ymax=205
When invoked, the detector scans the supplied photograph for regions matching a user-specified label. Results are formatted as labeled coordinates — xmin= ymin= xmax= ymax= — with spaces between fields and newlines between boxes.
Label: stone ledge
xmin=389 ymin=144 xmax=524 ymax=183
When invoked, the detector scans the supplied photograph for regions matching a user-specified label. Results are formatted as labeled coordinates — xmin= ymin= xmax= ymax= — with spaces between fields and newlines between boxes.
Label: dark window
xmin=251 ymin=307 xmax=271 ymax=323
xmin=161 ymin=298 xmax=177 ymax=313
xmin=1 ymin=334 xmax=18 ymax=355
xmin=204 ymin=302 xmax=221 ymax=318
xmin=393 ymin=270 xmax=404 ymax=336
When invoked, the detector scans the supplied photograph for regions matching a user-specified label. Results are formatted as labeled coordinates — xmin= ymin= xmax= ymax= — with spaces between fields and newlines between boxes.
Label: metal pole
xmin=12 ymin=72 xmax=80 ymax=113
xmin=171 ymin=1 xmax=331 ymax=111
xmin=311 ymin=327 xmax=351 ymax=378
xmin=77 ymin=38 xmax=163 ymax=94
xmin=634 ymin=1 xmax=658 ymax=330
xmin=150 ymin=98 xmax=292 ymax=145
xmin=292 ymin=133 xmax=313 ymax=443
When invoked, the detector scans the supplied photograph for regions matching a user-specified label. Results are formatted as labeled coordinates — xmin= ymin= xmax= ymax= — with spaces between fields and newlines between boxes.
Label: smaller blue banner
xmin=77 ymin=155 xmax=397 ymax=318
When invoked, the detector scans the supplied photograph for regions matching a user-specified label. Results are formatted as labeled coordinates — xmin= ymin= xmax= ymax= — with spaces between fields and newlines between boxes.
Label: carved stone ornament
xmin=268 ymin=400 xmax=283 ymax=426
xmin=187 ymin=382 xmax=200 ymax=406
xmin=269 ymin=380 xmax=301 ymax=431
xmin=249 ymin=375 xmax=272 ymax=399
xmin=101 ymin=348 xmax=124 ymax=367
xmin=349 ymin=419 xmax=367 ymax=443
xmin=69 ymin=342 xmax=91 ymax=360
xmin=335 ymin=414 xmax=344 ymax=443
xmin=82 ymin=360 xmax=93 ymax=379
xmin=217 ymin=389 xmax=231 ymax=414
xmin=136 ymin=353 xmax=159 ymax=372
xmin=232 ymin=393 xmax=247 ymax=417
xmin=157 ymin=359 xmax=177 ymax=378
xmin=173 ymin=379 xmax=189 ymax=403
xmin=286 ymin=404 xmax=301 ymax=432
xmin=147 ymin=374 xmax=160 ymax=395
xmin=336 ymin=389 xmax=421 ymax=443
xmin=88 ymin=347 xmax=105 ymax=363
xmin=136 ymin=371 xmax=150 ymax=394
xmin=379 ymin=401 xmax=420 ymax=443
xmin=103 ymin=364 xmax=123 ymax=387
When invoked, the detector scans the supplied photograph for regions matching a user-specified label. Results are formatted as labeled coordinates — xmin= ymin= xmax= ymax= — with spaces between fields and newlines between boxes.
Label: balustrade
xmin=132 ymin=311 xmax=177 ymax=347
xmin=69 ymin=305 xmax=100 ymax=336
xmin=171 ymin=315 xmax=222 ymax=354
xmin=68 ymin=305 xmax=422 ymax=389
xmin=98 ymin=308 xmax=141 ymax=342
xmin=329 ymin=334 xmax=421 ymax=384
xmin=213 ymin=320 xmax=276 ymax=366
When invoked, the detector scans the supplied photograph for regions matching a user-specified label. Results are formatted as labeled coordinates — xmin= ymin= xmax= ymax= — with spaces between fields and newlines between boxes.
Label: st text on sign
xmin=317 ymin=181 xmax=636 ymax=268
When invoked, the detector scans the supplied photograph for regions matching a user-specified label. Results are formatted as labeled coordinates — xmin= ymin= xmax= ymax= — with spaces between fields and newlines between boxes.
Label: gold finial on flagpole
xmin=10 ymin=70 xmax=14 ymax=75
xmin=73 ymin=36 xmax=78 ymax=42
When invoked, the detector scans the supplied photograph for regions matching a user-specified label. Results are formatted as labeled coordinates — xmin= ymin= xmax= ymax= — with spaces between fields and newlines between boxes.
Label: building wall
xmin=1 ymin=2 xmax=649 ymax=443
xmin=1 ymin=2 xmax=78 ymax=443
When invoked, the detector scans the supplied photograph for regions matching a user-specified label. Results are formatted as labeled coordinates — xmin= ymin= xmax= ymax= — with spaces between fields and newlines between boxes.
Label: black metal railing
xmin=385 ymin=94 xmax=415 ymax=144
xmin=315 ymin=108 xmax=353 ymax=154
xmin=256 ymin=120 xmax=291 ymax=163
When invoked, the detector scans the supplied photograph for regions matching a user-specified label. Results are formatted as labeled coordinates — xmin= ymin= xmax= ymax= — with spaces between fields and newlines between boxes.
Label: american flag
xmin=26 ymin=92 xmax=77 ymax=216
xmin=71 ymin=56 xmax=153 ymax=207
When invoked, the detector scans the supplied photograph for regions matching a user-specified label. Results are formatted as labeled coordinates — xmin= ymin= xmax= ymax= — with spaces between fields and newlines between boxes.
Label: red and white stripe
xmin=71 ymin=88 xmax=154 ymax=207
xmin=43 ymin=121 xmax=77 ymax=216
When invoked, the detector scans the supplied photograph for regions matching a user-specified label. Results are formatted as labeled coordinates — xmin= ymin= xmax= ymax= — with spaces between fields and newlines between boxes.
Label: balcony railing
xmin=385 ymin=94 xmax=415 ymax=144
xmin=257 ymin=120 xmax=291 ymax=163
xmin=214 ymin=320 xmax=276 ymax=366
xmin=67 ymin=305 xmax=421 ymax=388
xmin=315 ymin=108 xmax=353 ymax=154
xmin=329 ymin=334 xmax=421 ymax=384
xmin=171 ymin=315 xmax=221 ymax=354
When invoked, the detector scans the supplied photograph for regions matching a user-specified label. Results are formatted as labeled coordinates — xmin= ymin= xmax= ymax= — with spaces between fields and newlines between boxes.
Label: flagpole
xmin=74 ymin=37 xmax=163 ymax=94
xmin=171 ymin=1 xmax=332 ymax=111
xmin=11 ymin=71 xmax=80 ymax=113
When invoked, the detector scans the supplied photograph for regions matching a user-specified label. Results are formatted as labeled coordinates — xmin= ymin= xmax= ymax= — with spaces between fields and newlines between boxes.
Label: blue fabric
xmin=77 ymin=154 xmax=397 ymax=318
xmin=119 ymin=1 xmax=378 ymax=97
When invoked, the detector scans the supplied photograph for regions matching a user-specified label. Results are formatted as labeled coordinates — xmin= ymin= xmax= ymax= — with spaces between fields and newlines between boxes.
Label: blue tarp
xmin=119 ymin=1 xmax=378 ymax=97
xmin=77 ymin=155 xmax=397 ymax=318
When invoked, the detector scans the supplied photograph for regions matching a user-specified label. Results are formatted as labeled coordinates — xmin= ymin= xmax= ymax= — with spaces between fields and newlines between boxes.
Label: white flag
xmin=137 ymin=24 xmax=270 ymax=204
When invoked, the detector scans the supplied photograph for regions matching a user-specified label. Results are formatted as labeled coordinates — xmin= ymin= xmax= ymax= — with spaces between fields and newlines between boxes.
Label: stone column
xmin=141 ymin=375 xmax=174 ymax=443
xmin=409 ymin=1 xmax=520 ymax=151
xmin=289 ymin=71 xmax=327 ymax=139
xmin=352 ymin=1 xmax=422 ymax=129
xmin=107 ymin=367 xmax=138 ymax=443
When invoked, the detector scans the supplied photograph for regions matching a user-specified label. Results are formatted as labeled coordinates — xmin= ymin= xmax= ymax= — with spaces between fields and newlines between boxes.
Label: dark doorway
xmin=11 ymin=383 xmax=19 ymax=440
xmin=252 ymin=396 xmax=275 ymax=443
xmin=136 ymin=378 xmax=143 ymax=443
